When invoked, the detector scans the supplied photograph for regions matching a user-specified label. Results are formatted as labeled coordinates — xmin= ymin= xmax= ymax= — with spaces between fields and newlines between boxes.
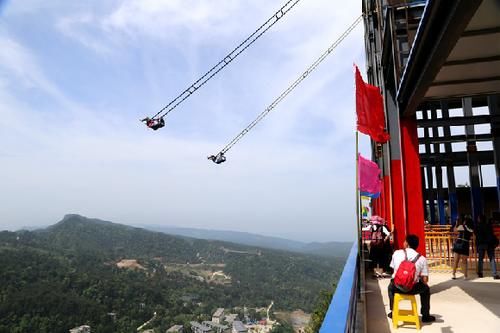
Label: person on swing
xmin=207 ymin=152 xmax=226 ymax=164
xmin=141 ymin=117 xmax=165 ymax=130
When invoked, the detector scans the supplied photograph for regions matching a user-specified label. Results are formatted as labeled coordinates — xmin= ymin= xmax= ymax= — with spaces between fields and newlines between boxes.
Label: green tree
xmin=305 ymin=288 xmax=335 ymax=333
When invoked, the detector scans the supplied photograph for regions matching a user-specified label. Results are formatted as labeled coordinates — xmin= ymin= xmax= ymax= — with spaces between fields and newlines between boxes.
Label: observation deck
xmin=320 ymin=233 xmax=500 ymax=333
xmin=320 ymin=0 xmax=500 ymax=331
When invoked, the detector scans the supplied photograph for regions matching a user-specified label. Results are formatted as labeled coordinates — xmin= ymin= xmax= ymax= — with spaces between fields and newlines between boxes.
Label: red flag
xmin=355 ymin=65 xmax=390 ymax=143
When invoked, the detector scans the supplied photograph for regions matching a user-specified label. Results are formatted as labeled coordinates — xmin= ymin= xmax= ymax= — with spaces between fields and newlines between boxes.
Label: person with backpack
xmin=387 ymin=234 xmax=436 ymax=323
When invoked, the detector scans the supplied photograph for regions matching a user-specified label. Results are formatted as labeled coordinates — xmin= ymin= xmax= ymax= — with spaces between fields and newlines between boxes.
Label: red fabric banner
xmin=355 ymin=65 xmax=390 ymax=143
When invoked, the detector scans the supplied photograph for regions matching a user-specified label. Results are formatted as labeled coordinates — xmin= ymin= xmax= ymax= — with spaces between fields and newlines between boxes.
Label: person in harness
xmin=207 ymin=152 xmax=226 ymax=164
xmin=141 ymin=117 xmax=165 ymax=130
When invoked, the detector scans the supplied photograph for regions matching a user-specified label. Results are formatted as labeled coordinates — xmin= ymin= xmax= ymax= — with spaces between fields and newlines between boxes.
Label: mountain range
xmin=137 ymin=224 xmax=353 ymax=258
xmin=0 ymin=214 xmax=345 ymax=333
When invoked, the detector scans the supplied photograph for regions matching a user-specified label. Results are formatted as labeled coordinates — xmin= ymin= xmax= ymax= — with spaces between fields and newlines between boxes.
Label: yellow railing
xmin=424 ymin=228 xmax=500 ymax=273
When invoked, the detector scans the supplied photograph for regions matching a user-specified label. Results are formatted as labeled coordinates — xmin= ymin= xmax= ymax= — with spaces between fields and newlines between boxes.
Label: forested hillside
xmin=0 ymin=215 xmax=342 ymax=333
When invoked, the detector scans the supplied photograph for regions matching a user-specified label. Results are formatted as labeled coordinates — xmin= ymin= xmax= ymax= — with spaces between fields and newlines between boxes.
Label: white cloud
xmin=57 ymin=14 xmax=114 ymax=55
xmin=104 ymin=0 xmax=240 ymax=40
xmin=0 ymin=32 xmax=82 ymax=114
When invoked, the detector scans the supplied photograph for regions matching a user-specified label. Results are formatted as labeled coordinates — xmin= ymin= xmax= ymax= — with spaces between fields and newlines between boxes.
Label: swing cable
xmin=144 ymin=0 xmax=304 ymax=124
xmin=210 ymin=15 xmax=363 ymax=161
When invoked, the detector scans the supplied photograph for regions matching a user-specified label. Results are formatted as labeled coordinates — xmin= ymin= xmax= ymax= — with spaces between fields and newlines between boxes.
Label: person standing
xmin=475 ymin=215 xmax=499 ymax=279
xmin=367 ymin=216 xmax=391 ymax=278
xmin=387 ymin=234 xmax=436 ymax=323
xmin=451 ymin=217 xmax=474 ymax=279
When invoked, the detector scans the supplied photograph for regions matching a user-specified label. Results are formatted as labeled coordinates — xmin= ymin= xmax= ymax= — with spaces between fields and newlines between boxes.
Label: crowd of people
xmin=363 ymin=213 xmax=499 ymax=325
xmin=451 ymin=214 xmax=499 ymax=279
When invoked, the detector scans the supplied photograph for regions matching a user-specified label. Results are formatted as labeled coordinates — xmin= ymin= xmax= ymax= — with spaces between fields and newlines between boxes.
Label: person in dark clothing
xmin=451 ymin=217 xmax=474 ymax=279
xmin=141 ymin=117 xmax=165 ymax=130
xmin=475 ymin=215 xmax=499 ymax=279
xmin=207 ymin=152 xmax=226 ymax=164
xmin=367 ymin=217 xmax=391 ymax=277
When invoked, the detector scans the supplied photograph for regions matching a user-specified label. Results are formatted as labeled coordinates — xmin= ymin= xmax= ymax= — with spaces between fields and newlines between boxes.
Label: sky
xmin=0 ymin=0 xmax=372 ymax=242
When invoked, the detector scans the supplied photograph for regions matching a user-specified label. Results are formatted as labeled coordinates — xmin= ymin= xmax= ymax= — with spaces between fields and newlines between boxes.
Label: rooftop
xmin=190 ymin=322 xmax=212 ymax=332
xmin=213 ymin=308 xmax=224 ymax=317
xmin=202 ymin=321 xmax=228 ymax=329
xmin=166 ymin=325 xmax=183 ymax=332
xmin=365 ymin=272 xmax=500 ymax=332
xmin=232 ymin=321 xmax=247 ymax=333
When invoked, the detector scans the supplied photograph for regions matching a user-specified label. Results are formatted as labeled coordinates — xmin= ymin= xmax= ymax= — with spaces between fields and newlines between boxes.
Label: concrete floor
xmin=365 ymin=272 xmax=500 ymax=333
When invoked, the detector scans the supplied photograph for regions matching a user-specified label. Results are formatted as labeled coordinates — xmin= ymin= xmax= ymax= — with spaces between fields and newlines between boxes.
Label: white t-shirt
xmin=390 ymin=248 xmax=429 ymax=282
xmin=372 ymin=224 xmax=390 ymax=236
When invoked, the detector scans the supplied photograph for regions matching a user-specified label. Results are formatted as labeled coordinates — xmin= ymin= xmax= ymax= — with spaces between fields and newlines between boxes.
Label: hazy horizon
xmin=4 ymin=213 xmax=354 ymax=243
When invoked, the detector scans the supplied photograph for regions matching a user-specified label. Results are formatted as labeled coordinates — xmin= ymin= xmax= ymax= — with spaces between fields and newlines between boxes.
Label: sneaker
xmin=387 ymin=312 xmax=392 ymax=319
xmin=422 ymin=315 xmax=436 ymax=323
xmin=478 ymin=272 xmax=484 ymax=278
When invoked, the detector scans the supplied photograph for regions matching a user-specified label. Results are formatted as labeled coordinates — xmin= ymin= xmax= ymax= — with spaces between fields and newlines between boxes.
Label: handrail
xmin=320 ymin=241 xmax=359 ymax=333
xmin=425 ymin=229 xmax=500 ymax=273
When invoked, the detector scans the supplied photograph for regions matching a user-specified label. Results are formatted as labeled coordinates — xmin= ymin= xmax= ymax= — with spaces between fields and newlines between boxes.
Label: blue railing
xmin=319 ymin=241 xmax=359 ymax=333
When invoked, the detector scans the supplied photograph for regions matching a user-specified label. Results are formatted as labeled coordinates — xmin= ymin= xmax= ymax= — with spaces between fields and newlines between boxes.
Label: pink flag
xmin=358 ymin=154 xmax=381 ymax=196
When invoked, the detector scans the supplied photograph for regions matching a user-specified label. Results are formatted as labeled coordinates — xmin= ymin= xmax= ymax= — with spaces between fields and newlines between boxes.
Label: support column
xmin=400 ymin=115 xmax=426 ymax=255
xmin=422 ymin=109 xmax=436 ymax=224
xmin=441 ymin=102 xmax=458 ymax=225
xmin=421 ymin=166 xmax=427 ymax=221
xmin=426 ymin=168 xmax=436 ymax=224
xmin=488 ymin=95 xmax=500 ymax=211
xmin=383 ymin=145 xmax=392 ymax=229
xmin=431 ymin=108 xmax=446 ymax=225
xmin=435 ymin=166 xmax=446 ymax=224
xmin=463 ymin=97 xmax=483 ymax=222
xmin=386 ymin=91 xmax=406 ymax=249
xmin=379 ymin=156 xmax=386 ymax=221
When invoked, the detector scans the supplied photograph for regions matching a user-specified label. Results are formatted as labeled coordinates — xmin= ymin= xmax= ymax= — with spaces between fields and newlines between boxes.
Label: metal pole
xmin=356 ymin=131 xmax=362 ymax=255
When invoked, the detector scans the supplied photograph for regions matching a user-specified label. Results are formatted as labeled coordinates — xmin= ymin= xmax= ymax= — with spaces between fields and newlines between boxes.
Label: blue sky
xmin=0 ymin=0 xmax=371 ymax=242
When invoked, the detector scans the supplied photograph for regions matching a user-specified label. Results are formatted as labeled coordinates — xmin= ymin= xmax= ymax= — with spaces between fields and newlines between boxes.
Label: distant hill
xmin=138 ymin=225 xmax=352 ymax=258
xmin=0 ymin=214 xmax=344 ymax=333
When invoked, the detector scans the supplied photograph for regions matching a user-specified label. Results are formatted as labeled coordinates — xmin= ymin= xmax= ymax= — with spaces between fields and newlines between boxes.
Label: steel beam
xmin=417 ymin=115 xmax=491 ymax=128
xmin=464 ymin=97 xmax=483 ymax=222
xmin=441 ymin=101 xmax=458 ymax=225
xmin=422 ymin=109 xmax=436 ymax=224
xmin=488 ymin=95 xmax=500 ymax=211
xmin=443 ymin=55 xmax=500 ymax=67
xmin=419 ymin=133 xmax=492 ymax=145
xmin=420 ymin=151 xmax=494 ymax=167
xmin=431 ymin=76 xmax=500 ymax=87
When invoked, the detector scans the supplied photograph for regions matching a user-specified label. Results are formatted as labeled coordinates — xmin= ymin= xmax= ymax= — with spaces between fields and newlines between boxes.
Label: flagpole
xmin=356 ymin=131 xmax=361 ymax=254
xmin=355 ymin=129 xmax=367 ymax=312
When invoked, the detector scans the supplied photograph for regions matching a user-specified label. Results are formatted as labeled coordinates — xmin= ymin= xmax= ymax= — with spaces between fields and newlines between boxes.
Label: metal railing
xmin=318 ymin=227 xmax=499 ymax=333
xmin=320 ymin=242 xmax=359 ymax=333
xmin=425 ymin=227 xmax=500 ymax=273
